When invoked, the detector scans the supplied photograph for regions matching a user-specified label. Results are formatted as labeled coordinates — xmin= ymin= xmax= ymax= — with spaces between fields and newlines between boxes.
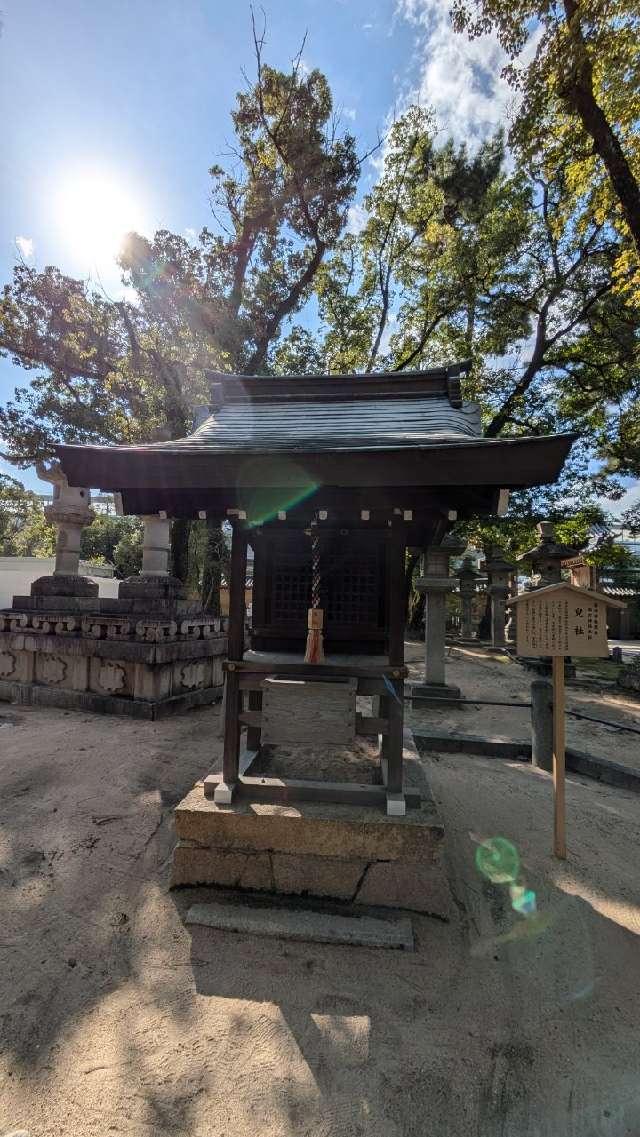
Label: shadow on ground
xmin=1 ymin=704 xmax=639 ymax=1135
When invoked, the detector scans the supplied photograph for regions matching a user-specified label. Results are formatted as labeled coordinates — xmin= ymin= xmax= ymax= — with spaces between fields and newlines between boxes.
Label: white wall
xmin=0 ymin=558 xmax=120 ymax=609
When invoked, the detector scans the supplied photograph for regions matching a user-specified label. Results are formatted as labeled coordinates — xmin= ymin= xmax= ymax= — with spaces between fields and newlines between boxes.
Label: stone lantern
xmin=414 ymin=531 xmax=466 ymax=698
xmin=517 ymin=521 xmax=580 ymax=589
xmin=458 ymin=555 xmax=480 ymax=640
xmin=484 ymin=545 xmax=515 ymax=649
xmin=31 ymin=459 xmax=98 ymax=598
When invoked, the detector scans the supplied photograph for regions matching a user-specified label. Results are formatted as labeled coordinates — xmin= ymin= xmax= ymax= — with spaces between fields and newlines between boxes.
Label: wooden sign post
xmin=507 ymin=583 xmax=626 ymax=859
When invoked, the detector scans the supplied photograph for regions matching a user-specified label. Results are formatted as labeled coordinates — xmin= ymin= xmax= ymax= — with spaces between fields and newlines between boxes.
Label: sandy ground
xmin=406 ymin=640 xmax=640 ymax=772
xmin=1 ymin=652 xmax=640 ymax=1136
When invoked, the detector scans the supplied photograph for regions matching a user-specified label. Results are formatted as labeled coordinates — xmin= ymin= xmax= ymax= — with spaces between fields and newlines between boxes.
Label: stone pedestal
xmin=0 ymin=593 xmax=228 ymax=718
xmin=171 ymin=730 xmax=452 ymax=918
xmin=485 ymin=546 xmax=515 ymax=651
xmin=458 ymin=556 xmax=480 ymax=640
xmin=0 ymin=504 xmax=227 ymax=716
xmin=412 ymin=534 xmax=465 ymax=699
xmin=0 ymin=469 xmax=228 ymax=715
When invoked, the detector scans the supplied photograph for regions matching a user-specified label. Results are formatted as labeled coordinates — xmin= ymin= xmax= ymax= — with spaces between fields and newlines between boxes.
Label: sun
xmin=54 ymin=168 xmax=145 ymax=267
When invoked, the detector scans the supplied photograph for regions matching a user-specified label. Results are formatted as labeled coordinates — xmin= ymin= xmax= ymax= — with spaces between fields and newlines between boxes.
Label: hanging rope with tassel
xmin=304 ymin=519 xmax=325 ymax=663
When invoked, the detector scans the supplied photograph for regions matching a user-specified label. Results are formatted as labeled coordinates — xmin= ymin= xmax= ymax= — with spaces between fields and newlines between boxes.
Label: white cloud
xmin=342 ymin=106 xmax=357 ymax=121
xmin=15 ymin=235 xmax=34 ymax=259
xmin=184 ymin=226 xmax=198 ymax=243
xmin=362 ymin=22 xmax=374 ymax=29
xmin=610 ymin=481 xmax=640 ymax=519
xmin=396 ymin=0 xmax=519 ymax=148
xmin=346 ymin=201 xmax=368 ymax=234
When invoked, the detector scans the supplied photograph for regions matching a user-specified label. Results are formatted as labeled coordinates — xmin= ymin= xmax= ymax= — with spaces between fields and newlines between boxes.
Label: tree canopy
xmin=1 ymin=22 xmax=639 ymax=573
xmin=451 ymin=0 xmax=640 ymax=282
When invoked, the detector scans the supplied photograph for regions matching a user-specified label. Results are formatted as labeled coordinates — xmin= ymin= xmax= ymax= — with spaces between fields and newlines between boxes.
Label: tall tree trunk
xmin=201 ymin=521 xmax=225 ymax=616
xmin=562 ymin=0 xmax=640 ymax=255
xmin=170 ymin=519 xmax=190 ymax=583
xmin=404 ymin=551 xmax=423 ymax=629
xmin=477 ymin=593 xmax=492 ymax=640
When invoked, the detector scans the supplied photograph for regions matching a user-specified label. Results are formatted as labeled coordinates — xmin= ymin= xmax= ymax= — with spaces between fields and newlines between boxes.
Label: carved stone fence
xmin=0 ymin=597 xmax=229 ymax=719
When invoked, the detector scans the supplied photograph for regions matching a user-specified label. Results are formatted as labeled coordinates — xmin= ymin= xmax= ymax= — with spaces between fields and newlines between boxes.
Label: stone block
xmin=0 ymin=647 xmax=33 ymax=683
xmin=118 ymin=574 xmax=185 ymax=601
xmin=186 ymin=900 xmax=414 ymax=951
xmin=172 ymin=657 xmax=212 ymax=694
xmin=90 ymin=656 xmax=135 ymax=697
xmin=133 ymin=660 xmax=172 ymax=701
xmin=31 ymin=573 xmax=99 ymax=598
xmin=271 ymin=852 xmax=367 ymax=899
xmin=170 ymin=842 xmax=272 ymax=890
xmin=355 ymin=859 xmax=452 ymax=919
xmin=35 ymin=651 xmax=73 ymax=686
xmin=174 ymin=789 xmax=443 ymax=863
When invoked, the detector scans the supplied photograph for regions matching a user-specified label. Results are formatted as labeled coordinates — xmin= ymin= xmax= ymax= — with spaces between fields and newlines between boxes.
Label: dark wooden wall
xmin=251 ymin=528 xmax=388 ymax=653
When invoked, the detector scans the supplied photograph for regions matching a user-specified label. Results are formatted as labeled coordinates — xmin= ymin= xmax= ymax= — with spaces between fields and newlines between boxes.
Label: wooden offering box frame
xmin=57 ymin=364 xmax=575 ymax=815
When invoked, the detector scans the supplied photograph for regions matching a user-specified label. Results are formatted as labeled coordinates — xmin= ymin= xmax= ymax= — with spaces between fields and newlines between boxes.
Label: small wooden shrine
xmin=57 ymin=364 xmax=574 ymax=815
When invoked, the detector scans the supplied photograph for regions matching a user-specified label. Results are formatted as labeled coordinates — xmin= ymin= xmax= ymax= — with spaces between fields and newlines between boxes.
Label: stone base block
xmin=0 ymin=602 xmax=227 ymax=718
xmin=31 ymin=574 xmax=98 ymax=598
xmin=171 ymin=755 xmax=452 ymax=918
xmin=118 ymin=574 xmax=185 ymax=600
xmin=0 ymin=678 xmax=223 ymax=719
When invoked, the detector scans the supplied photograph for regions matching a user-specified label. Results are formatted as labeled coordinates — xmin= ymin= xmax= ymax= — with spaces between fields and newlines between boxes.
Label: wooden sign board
xmin=508 ymin=582 xmax=626 ymax=658
xmin=507 ymin=583 xmax=626 ymax=861
xmin=512 ymin=587 xmax=606 ymax=657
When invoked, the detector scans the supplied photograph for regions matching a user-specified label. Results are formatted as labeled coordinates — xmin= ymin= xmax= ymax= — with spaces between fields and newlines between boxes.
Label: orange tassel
xmin=304 ymin=608 xmax=325 ymax=663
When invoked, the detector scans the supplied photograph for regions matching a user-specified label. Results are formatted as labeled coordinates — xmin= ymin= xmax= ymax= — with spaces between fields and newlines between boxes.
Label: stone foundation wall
xmin=170 ymin=737 xmax=452 ymax=919
xmin=0 ymin=597 xmax=228 ymax=718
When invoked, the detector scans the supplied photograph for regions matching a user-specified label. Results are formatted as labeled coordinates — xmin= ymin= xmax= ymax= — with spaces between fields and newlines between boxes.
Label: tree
xmin=0 ymin=475 xmax=55 ymax=557
xmin=1 ymin=38 xmax=637 ymax=610
xmin=80 ymin=514 xmax=142 ymax=570
xmin=113 ymin=526 xmax=143 ymax=579
xmin=0 ymin=32 xmax=359 ymax=601
xmin=451 ymin=0 xmax=640 ymax=264
xmin=295 ymin=109 xmax=638 ymax=597
xmin=306 ymin=110 xmax=639 ymax=471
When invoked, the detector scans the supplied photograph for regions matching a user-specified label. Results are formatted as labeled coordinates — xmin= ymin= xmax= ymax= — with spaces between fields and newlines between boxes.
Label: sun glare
xmin=54 ymin=169 xmax=145 ymax=267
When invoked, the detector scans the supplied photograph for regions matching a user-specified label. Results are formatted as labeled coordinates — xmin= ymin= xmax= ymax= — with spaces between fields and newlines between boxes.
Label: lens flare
xmin=475 ymin=836 xmax=520 ymax=884
xmin=235 ymin=456 xmax=319 ymax=527
xmin=509 ymin=883 xmax=537 ymax=916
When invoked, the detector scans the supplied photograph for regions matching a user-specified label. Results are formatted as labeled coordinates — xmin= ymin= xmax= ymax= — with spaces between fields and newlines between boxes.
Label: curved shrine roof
xmin=55 ymin=364 xmax=577 ymax=500
xmin=157 ymin=396 xmax=482 ymax=454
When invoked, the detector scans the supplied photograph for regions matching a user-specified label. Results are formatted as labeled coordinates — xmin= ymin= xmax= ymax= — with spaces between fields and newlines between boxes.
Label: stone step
xmin=186 ymin=900 xmax=414 ymax=951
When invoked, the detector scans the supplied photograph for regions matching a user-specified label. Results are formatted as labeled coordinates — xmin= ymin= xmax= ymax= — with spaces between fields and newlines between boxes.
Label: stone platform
xmin=0 ymin=594 xmax=228 ymax=719
xmin=171 ymin=732 xmax=451 ymax=918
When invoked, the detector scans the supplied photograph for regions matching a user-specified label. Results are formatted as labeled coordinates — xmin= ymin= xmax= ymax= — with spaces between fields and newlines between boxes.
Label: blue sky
xmin=1 ymin=0 xmax=637 ymax=514
xmin=0 ymin=0 xmax=418 ymax=487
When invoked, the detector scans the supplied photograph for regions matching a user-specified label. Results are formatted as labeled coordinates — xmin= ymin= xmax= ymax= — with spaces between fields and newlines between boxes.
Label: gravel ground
xmin=1 ymin=651 xmax=639 ymax=1136
xmin=405 ymin=640 xmax=640 ymax=772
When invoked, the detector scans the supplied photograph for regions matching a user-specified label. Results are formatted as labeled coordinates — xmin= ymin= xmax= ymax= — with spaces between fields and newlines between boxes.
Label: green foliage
xmin=0 ymin=36 xmax=358 ymax=589
xmin=0 ymin=39 xmax=358 ymax=466
xmin=80 ymin=514 xmax=142 ymax=571
xmin=113 ymin=526 xmax=143 ymax=579
xmin=0 ymin=29 xmax=638 ymax=576
xmin=311 ymin=110 xmax=639 ymax=481
xmin=0 ymin=475 xmax=55 ymax=557
xmin=451 ymin=0 xmax=640 ymax=283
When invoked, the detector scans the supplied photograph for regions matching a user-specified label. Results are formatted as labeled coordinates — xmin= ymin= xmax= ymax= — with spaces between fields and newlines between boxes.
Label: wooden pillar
xmin=385 ymin=524 xmax=406 ymax=816
xmin=246 ymin=689 xmax=262 ymax=752
xmin=216 ymin=522 xmax=248 ymax=804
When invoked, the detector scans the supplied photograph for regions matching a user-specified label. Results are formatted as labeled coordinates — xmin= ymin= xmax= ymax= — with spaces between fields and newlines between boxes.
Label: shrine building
xmin=55 ymin=363 xmax=574 ymax=819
